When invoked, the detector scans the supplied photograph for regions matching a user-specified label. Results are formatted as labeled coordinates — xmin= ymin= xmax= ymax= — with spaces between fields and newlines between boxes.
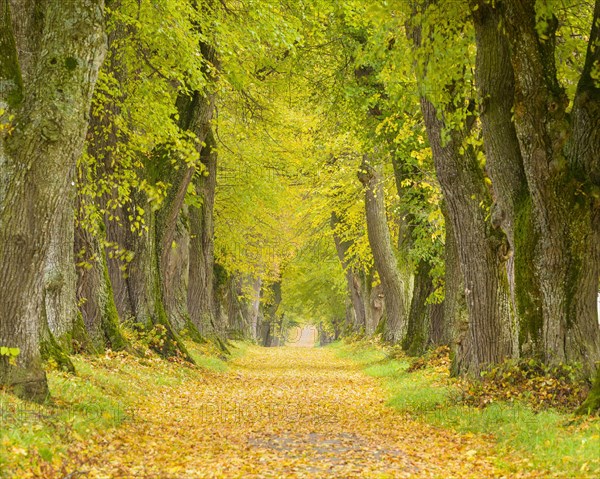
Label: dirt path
xmin=57 ymin=346 xmax=512 ymax=478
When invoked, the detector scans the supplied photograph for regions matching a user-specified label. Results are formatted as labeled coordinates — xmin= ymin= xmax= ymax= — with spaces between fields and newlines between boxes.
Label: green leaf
xmin=1 ymin=346 xmax=20 ymax=357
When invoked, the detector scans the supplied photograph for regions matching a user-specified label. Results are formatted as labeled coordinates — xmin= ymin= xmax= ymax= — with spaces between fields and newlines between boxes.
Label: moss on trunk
xmin=100 ymin=256 xmax=128 ymax=352
xmin=402 ymin=260 xmax=434 ymax=356
xmin=182 ymin=318 xmax=207 ymax=344
xmin=147 ymin=269 xmax=195 ymax=363
xmin=514 ymin=194 xmax=543 ymax=356
xmin=576 ymin=368 xmax=600 ymax=415
xmin=72 ymin=311 xmax=99 ymax=354
xmin=40 ymin=332 xmax=75 ymax=374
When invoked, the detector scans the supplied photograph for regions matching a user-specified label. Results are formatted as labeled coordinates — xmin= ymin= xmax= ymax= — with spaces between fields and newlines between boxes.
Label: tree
xmin=0 ymin=0 xmax=106 ymax=400
xmin=358 ymin=156 xmax=409 ymax=342
xmin=488 ymin=0 xmax=600 ymax=374
xmin=401 ymin=0 xmax=519 ymax=374
xmin=331 ymin=212 xmax=370 ymax=334
xmin=188 ymin=130 xmax=218 ymax=334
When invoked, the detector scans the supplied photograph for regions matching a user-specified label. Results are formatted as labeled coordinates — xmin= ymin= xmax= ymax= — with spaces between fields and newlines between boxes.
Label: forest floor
xmin=1 ymin=342 xmax=598 ymax=478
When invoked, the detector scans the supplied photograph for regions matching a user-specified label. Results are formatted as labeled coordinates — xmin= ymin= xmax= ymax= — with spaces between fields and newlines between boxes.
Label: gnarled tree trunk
xmin=408 ymin=4 xmax=518 ymax=375
xmin=497 ymin=0 xmax=600 ymax=374
xmin=471 ymin=0 xmax=541 ymax=358
xmin=0 ymin=0 xmax=106 ymax=400
xmin=419 ymin=96 xmax=517 ymax=375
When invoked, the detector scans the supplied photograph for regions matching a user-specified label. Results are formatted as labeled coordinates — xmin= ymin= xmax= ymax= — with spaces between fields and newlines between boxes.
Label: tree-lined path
xmin=1 ymin=0 xmax=600 ymax=476
xmin=40 ymin=346 xmax=528 ymax=479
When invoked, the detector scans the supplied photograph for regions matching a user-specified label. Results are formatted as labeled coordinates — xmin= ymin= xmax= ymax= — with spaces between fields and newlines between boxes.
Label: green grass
xmin=332 ymin=341 xmax=600 ymax=478
xmin=187 ymin=340 xmax=249 ymax=372
xmin=0 ymin=340 xmax=247 ymax=478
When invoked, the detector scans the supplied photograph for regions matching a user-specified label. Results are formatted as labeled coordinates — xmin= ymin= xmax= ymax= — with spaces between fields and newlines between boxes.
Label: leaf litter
xmin=17 ymin=346 xmax=547 ymax=478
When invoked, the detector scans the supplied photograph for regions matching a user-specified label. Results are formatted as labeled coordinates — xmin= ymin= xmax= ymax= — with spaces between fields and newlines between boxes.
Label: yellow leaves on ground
xmin=14 ymin=346 xmax=544 ymax=478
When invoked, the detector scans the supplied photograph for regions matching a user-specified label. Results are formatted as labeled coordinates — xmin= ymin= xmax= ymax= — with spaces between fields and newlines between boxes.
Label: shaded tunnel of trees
xmin=0 ymin=0 xmax=599 ymax=413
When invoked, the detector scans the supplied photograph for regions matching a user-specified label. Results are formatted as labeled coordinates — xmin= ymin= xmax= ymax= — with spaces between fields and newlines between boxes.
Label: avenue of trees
xmin=0 ymin=0 xmax=599 ymax=412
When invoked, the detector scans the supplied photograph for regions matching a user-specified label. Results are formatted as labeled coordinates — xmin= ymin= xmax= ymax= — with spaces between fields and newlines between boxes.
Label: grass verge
xmin=0 ymin=340 xmax=247 ymax=478
xmin=331 ymin=341 xmax=600 ymax=479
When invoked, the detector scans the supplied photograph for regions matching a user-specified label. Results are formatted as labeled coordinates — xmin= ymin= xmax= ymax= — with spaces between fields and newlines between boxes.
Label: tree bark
xmin=42 ymin=174 xmax=77 ymax=346
xmin=419 ymin=96 xmax=517 ymax=375
xmin=408 ymin=5 xmax=518 ymax=374
xmin=368 ymin=283 xmax=385 ymax=335
xmin=75 ymin=213 xmax=128 ymax=353
xmin=188 ymin=130 xmax=218 ymax=334
xmin=428 ymin=300 xmax=446 ymax=347
xmin=163 ymin=208 xmax=191 ymax=332
xmin=223 ymin=274 xmax=252 ymax=339
xmin=249 ymin=277 xmax=262 ymax=341
xmin=0 ymin=0 xmax=106 ymax=400
xmin=358 ymin=156 xmax=408 ymax=342
xmin=402 ymin=259 xmax=435 ymax=356
xmin=471 ymin=1 xmax=543 ymax=357
xmin=331 ymin=212 xmax=369 ymax=334
xmin=261 ymin=281 xmax=283 ymax=347
xmin=498 ymin=0 xmax=600 ymax=373
xmin=442 ymin=206 xmax=469 ymax=375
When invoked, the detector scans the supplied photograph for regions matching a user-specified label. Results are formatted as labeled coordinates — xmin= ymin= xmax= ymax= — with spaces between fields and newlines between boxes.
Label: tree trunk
xmin=442 ymin=206 xmax=469 ymax=375
xmin=42 ymin=177 xmax=77 ymax=345
xmin=0 ymin=0 xmax=106 ymax=400
xmin=358 ymin=156 xmax=408 ymax=342
xmin=224 ymin=274 xmax=252 ymax=339
xmin=498 ymin=0 xmax=600 ymax=374
xmin=74 ymin=213 xmax=128 ymax=353
xmin=188 ymin=130 xmax=218 ymax=334
xmin=407 ymin=7 xmax=518 ymax=374
xmin=249 ymin=277 xmax=262 ymax=341
xmin=419 ymin=96 xmax=517 ymax=375
xmin=331 ymin=212 xmax=369 ymax=334
xmin=471 ymin=0 xmax=543 ymax=359
xmin=40 ymin=177 xmax=79 ymax=375
xmin=104 ymin=204 xmax=135 ymax=320
xmin=261 ymin=281 xmax=283 ymax=347
xmin=163 ymin=208 xmax=191 ymax=332
xmin=428 ymin=301 xmax=446 ymax=347
xmin=368 ymin=283 xmax=385 ymax=335
xmin=402 ymin=259 xmax=435 ymax=356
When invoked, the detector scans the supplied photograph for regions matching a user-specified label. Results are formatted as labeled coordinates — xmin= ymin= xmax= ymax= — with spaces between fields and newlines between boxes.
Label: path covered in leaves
xmin=54 ymin=346 xmax=521 ymax=478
